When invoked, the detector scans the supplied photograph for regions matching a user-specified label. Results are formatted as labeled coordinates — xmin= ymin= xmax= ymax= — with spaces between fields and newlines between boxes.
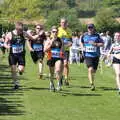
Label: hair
xmin=51 ymin=26 xmax=58 ymax=31
xmin=15 ymin=21 xmax=23 ymax=27
xmin=60 ymin=18 xmax=68 ymax=23
xmin=35 ymin=24 xmax=43 ymax=29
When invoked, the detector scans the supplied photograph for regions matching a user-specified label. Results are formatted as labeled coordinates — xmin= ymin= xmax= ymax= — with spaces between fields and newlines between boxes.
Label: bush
xmin=45 ymin=8 xmax=82 ymax=31
xmin=94 ymin=8 xmax=119 ymax=33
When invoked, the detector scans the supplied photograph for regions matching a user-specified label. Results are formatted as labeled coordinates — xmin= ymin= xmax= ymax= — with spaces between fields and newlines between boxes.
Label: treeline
xmin=0 ymin=0 xmax=120 ymax=35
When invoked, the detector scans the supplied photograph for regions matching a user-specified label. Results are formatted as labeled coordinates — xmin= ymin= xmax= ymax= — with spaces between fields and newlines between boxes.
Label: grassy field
xmin=0 ymin=51 xmax=120 ymax=120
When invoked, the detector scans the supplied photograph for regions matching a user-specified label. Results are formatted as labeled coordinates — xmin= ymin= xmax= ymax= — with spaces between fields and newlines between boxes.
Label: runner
xmin=0 ymin=33 xmax=6 ymax=56
xmin=4 ymin=22 xmax=35 ymax=89
xmin=80 ymin=24 xmax=104 ymax=91
xmin=44 ymin=26 xmax=64 ymax=91
xmin=27 ymin=24 xmax=46 ymax=79
xmin=58 ymin=18 xmax=72 ymax=86
xmin=107 ymin=32 xmax=120 ymax=94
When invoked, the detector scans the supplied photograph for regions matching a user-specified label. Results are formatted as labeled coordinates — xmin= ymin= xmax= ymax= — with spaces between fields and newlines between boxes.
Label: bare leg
xmin=55 ymin=60 xmax=63 ymax=91
xmin=38 ymin=59 xmax=43 ymax=79
xmin=88 ymin=67 xmax=96 ymax=90
xmin=113 ymin=64 xmax=120 ymax=93
xmin=49 ymin=66 xmax=55 ymax=91
xmin=11 ymin=65 xmax=19 ymax=89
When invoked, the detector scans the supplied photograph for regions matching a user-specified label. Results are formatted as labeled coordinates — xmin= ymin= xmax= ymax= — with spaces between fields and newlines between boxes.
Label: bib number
xmin=62 ymin=38 xmax=70 ymax=45
xmin=12 ymin=45 xmax=23 ymax=53
xmin=33 ymin=44 xmax=43 ymax=51
xmin=51 ymin=49 xmax=60 ymax=58
xmin=85 ymin=46 xmax=97 ymax=52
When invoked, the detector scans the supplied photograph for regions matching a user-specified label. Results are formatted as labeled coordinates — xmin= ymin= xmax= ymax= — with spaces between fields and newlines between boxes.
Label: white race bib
xmin=85 ymin=46 xmax=97 ymax=52
xmin=33 ymin=44 xmax=43 ymax=51
xmin=51 ymin=49 xmax=60 ymax=58
xmin=12 ymin=45 xmax=23 ymax=53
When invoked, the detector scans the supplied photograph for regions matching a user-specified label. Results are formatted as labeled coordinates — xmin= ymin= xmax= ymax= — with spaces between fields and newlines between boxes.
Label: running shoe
xmin=49 ymin=83 xmax=55 ymax=92
xmin=19 ymin=71 xmax=23 ymax=75
xmin=39 ymin=74 xmax=43 ymax=79
xmin=13 ymin=84 xmax=19 ymax=90
xmin=90 ymin=84 xmax=95 ymax=91
xmin=64 ymin=80 xmax=69 ymax=86
xmin=56 ymin=86 xmax=62 ymax=91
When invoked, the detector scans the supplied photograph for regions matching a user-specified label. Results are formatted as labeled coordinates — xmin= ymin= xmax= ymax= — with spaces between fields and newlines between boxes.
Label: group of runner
xmin=0 ymin=18 xmax=120 ymax=94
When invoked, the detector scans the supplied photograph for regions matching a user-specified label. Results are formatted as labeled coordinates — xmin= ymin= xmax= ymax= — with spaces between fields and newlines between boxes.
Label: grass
xmin=0 ymin=51 xmax=120 ymax=120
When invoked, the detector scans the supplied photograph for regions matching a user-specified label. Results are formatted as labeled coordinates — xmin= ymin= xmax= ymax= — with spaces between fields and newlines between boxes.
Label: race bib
xmin=62 ymin=38 xmax=70 ymax=45
xmin=85 ymin=46 xmax=97 ymax=52
xmin=51 ymin=48 xmax=60 ymax=58
xmin=12 ymin=44 xmax=23 ymax=53
xmin=33 ymin=44 xmax=43 ymax=51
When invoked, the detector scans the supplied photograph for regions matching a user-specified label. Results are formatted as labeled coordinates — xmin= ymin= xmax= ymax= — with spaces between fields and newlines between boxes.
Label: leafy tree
xmin=94 ymin=8 xmax=120 ymax=33
xmin=45 ymin=8 xmax=82 ymax=31
xmin=102 ymin=0 xmax=120 ymax=17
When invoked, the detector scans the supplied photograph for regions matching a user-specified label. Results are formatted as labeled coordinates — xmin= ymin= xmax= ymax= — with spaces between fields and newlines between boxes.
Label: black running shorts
xmin=9 ymin=53 xmax=25 ymax=66
xmin=47 ymin=58 xmax=63 ymax=67
xmin=85 ymin=57 xmax=99 ymax=70
xmin=30 ymin=51 xmax=44 ymax=63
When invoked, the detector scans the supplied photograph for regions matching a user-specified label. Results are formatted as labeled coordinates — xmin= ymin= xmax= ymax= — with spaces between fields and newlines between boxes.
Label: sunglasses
xmin=52 ymin=31 xmax=58 ymax=33
xmin=36 ymin=27 xmax=42 ymax=29
xmin=88 ymin=27 xmax=94 ymax=29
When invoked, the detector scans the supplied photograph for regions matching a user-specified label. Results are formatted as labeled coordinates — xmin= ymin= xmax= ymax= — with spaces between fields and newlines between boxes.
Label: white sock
xmin=38 ymin=62 xmax=43 ymax=75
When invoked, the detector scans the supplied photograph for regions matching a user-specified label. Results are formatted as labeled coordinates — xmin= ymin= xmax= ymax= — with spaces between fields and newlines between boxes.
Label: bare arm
xmin=26 ymin=40 xmax=34 ymax=52
xmin=44 ymin=40 xmax=52 ymax=52
xmin=4 ymin=32 xmax=12 ymax=49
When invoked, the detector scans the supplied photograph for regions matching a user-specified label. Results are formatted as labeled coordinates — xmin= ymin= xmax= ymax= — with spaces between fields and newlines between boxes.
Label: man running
xmin=4 ymin=22 xmax=36 ymax=89
xmin=80 ymin=24 xmax=103 ymax=91
xmin=58 ymin=18 xmax=72 ymax=85
xmin=27 ymin=24 xmax=46 ymax=79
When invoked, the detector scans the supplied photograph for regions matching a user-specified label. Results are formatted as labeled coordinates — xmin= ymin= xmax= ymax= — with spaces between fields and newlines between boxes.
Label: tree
xmin=102 ymin=0 xmax=120 ymax=17
xmin=94 ymin=8 xmax=120 ymax=33
xmin=45 ymin=8 xmax=82 ymax=31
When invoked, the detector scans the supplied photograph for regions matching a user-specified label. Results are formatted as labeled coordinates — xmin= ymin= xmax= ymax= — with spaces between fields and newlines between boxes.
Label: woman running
xmin=44 ymin=26 xmax=64 ymax=91
xmin=107 ymin=32 xmax=120 ymax=94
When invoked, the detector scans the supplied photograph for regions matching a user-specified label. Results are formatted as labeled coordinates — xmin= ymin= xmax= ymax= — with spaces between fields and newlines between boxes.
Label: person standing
xmin=80 ymin=24 xmax=103 ymax=90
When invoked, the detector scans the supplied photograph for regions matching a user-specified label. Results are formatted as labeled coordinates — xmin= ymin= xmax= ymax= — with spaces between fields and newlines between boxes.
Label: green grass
xmin=0 ymin=52 xmax=120 ymax=120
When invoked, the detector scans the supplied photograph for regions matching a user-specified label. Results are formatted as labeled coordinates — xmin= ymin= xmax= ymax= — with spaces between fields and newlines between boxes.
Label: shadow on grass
xmin=69 ymin=85 xmax=90 ymax=89
xmin=0 ymin=97 xmax=25 ymax=116
xmin=0 ymin=64 xmax=25 ymax=116
xmin=59 ymin=91 xmax=102 ymax=97
xmin=23 ymin=87 xmax=49 ymax=91
xmin=98 ymin=87 xmax=117 ymax=91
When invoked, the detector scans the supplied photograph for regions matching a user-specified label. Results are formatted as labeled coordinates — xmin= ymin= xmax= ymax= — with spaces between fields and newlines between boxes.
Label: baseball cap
xmin=87 ymin=24 xmax=95 ymax=28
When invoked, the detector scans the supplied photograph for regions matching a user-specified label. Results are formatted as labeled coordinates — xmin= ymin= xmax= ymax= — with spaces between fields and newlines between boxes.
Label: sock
xmin=38 ymin=62 xmax=43 ymax=75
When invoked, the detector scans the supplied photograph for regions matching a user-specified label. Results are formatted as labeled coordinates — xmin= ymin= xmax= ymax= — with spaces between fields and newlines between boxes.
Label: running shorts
xmin=47 ymin=58 xmax=63 ymax=67
xmin=85 ymin=57 xmax=99 ymax=70
xmin=30 ymin=51 xmax=44 ymax=63
xmin=9 ymin=53 xmax=25 ymax=66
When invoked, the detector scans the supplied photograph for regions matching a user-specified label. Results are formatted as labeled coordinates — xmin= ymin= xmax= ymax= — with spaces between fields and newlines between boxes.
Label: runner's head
xmin=114 ymin=32 xmax=120 ymax=42
xmin=51 ymin=26 xmax=58 ymax=38
xmin=35 ymin=24 xmax=43 ymax=34
xmin=87 ymin=24 xmax=95 ymax=34
xmin=45 ymin=31 xmax=51 ymax=38
xmin=15 ymin=22 xmax=23 ymax=35
xmin=60 ymin=18 xmax=68 ymax=29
